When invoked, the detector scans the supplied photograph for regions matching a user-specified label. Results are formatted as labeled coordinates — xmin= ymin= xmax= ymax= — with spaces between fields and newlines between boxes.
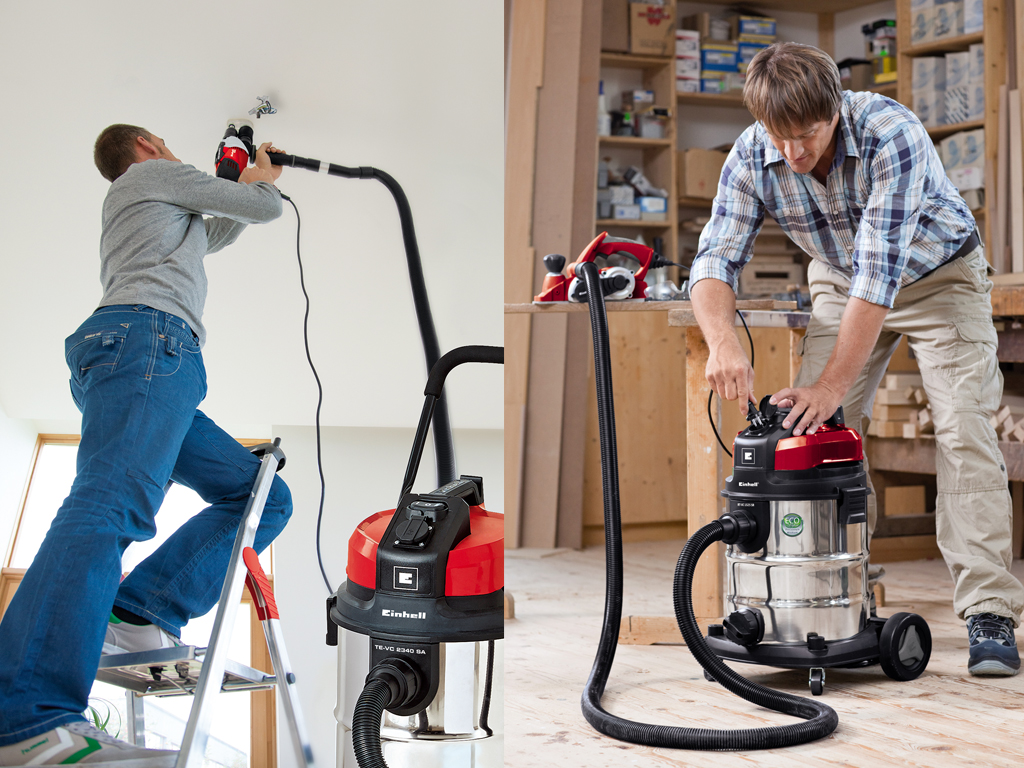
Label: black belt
xmin=949 ymin=228 xmax=981 ymax=263
xmin=913 ymin=229 xmax=980 ymax=283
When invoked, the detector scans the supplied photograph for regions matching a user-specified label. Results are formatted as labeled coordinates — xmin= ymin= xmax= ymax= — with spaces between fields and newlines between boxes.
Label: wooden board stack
xmin=990 ymin=401 xmax=1024 ymax=442
xmin=866 ymin=373 xmax=934 ymax=439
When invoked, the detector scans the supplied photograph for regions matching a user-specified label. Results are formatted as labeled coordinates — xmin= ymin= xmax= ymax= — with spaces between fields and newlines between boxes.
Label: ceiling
xmin=0 ymin=1 xmax=503 ymax=433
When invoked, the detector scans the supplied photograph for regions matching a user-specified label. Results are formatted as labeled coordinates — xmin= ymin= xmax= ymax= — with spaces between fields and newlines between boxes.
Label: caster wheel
xmin=703 ymin=668 xmax=716 ymax=683
xmin=809 ymin=667 xmax=825 ymax=696
xmin=879 ymin=612 xmax=931 ymax=681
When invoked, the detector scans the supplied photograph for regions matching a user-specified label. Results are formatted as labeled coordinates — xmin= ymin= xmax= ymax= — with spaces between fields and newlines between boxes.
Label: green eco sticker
xmin=781 ymin=513 xmax=804 ymax=537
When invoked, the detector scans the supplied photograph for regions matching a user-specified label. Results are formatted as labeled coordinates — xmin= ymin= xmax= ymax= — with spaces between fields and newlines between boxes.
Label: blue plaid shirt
xmin=689 ymin=91 xmax=975 ymax=307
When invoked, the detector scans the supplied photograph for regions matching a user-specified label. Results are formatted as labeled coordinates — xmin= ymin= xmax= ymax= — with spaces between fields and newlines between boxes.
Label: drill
xmin=215 ymin=122 xmax=256 ymax=181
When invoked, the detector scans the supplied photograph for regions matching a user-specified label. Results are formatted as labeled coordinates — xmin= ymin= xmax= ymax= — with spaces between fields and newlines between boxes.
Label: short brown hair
xmin=94 ymin=124 xmax=152 ymax=182
xmin=743 ymin=43 xmax=842 ymax=139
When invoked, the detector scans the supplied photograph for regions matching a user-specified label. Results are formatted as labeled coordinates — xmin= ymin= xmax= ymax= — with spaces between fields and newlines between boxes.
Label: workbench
xmin=506 ymin=299 xmax=803 ymax=622
xmin=507 ymin=286 xmax=1024 ymax=628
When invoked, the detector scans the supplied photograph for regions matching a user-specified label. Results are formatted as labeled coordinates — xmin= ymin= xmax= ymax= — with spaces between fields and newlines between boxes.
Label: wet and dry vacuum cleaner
xmin=557 ymin=236 xmax=932 ymax=750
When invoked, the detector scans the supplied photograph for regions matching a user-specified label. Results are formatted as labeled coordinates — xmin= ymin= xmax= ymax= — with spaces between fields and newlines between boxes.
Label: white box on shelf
xmin=912 ymin=57 xmax=946 ymax=92
xmin=609 ymin=185 xmax=635 ymax=205
xmin=933 ymin=0 xmax=963 ymax=38
xmin=675 ymin=30 xmax=700 ymax=58
xmin=944 ymin=87 xmax=969 ymax=125
xmin=638 ymin=196 xmax=668 ymax=214
xmin=613 ymin=204 xmax=641 ymax=220
xmin=914 ymin=89 xmax=945 ymax=127
xmin=945 ymin=51 xmax=969 ymax=89
xmin=911 ymin=0 xmax=936 ymax=45
xmin=963 ymin=0 xmax=983 ymax=33
xmin=675 ymin=57 xmax=700 ymax=79
xmin=676 ymin=78 xmax=701 ymax=93
xmin=968 ymin=43 xmax=985 ymax=121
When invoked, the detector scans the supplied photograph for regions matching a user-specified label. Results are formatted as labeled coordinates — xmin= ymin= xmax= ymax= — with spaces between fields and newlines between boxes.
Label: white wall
xmin=0 ymin=406 xmax=38 ymax=564
xmin=272 ymin=424 xmax=503 ymax=766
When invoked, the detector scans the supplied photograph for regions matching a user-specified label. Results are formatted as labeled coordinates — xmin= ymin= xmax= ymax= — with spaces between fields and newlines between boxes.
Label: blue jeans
xmin=0 ymin=305 xmax=293 ymax=744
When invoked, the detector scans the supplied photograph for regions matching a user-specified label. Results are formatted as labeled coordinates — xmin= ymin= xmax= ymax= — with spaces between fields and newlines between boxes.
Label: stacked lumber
xmin=990 ymin=402 xmax=1024 ymax=442
xmin=866 ymin=373 xmax=934 ymax=439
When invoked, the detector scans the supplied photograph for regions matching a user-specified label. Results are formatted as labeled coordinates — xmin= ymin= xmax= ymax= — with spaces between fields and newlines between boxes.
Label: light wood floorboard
xmin=505 ymin=541 xmax=1024 ymax=767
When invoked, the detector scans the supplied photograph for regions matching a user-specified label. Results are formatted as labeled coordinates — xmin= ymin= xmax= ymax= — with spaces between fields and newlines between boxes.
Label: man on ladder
xmin=0 ymin=125 xmax=294 ymax=766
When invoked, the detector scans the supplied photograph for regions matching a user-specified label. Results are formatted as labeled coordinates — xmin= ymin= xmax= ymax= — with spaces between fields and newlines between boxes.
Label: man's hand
xmin=238 ymin=166 xmax=274 ymax=185
xmin=769 ymin=382 xmax=842 ymax=436
xmin=707 ymin=335 xmax=758 ymax=416
xmin=255 ymin=141 xmax=285 ymax=182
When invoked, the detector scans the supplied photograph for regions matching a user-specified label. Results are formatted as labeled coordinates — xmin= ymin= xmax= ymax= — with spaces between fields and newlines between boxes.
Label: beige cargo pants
xmin=794 ymin=245 xmax=1024 ymax=625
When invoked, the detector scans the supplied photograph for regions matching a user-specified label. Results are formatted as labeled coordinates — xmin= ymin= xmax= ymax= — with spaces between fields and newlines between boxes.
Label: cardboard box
xmin=701 ymin=75 xmax=728 ymax=94
xmin=630 ymin=3 xmax=675 ymax=57
xmin=601 ymin=0 xmax=630 ymax=53
xmin=613 ymin=203 xmax=641 ymax=220
xmin=839 ymin=60 xmax=874 ymax=91
xmin=911 ymin=0 xmax=935 ymax=45
xmin=964 ymin=0 xmax=983 ymax=33
xmin=639 ymin=196 xmax=668 ymax=221
xmin=739 ymin=257 xmax=804 ymax=296
xmin=884 ymin=486 xmax=927 ymax=516
xmin=622 ymin=89 xmax=655 ymax=111
xmin=933 ymin=0 xmax=962 ymax=38
xmin=701 ymin=43 xmax=739 ymax=72
xmin=677 ymin=148 xmax=729 ymax=199
xmin=680 ymin=12 xmax=711 ymax=38
xmin=609 ymin=185 xmax=635 ymax=205
xmin=676 ymin=29 xmax=700 ymax=58
xmin=968 ymin=43 xmax=985 ymax=121
xmin=739 ymin=42 xmax=770 ymax=67
xmin=945 ymin=51 xmax=969 ymax=89
xmin=943 ymin=51 xmax=970 ymax=125
xmin=675 ymin=57 xmax=700 ymax=79
xmin=912 ymin=56 xmax=946 ymax=91
xmin=676 ymin=78 xmax=701 ymax=93
xmin=913 ymin=89 xmax=945 ymax=127
xmin=730 ymin=15 xmax=776 ymax=39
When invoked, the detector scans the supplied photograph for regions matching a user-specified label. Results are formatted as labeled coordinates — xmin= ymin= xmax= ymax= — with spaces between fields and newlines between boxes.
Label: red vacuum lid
xmin=347 ymin=506 xmax=504 ymax=596
xmin=774 ymin=425 xmax=863 ymax=471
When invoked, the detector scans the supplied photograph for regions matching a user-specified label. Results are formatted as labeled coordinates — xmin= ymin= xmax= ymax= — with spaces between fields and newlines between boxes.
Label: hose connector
xmin=366 ymin=657 xmax=422 ymax=711
xmin=719 ymin=512 xmax=757 ymax=546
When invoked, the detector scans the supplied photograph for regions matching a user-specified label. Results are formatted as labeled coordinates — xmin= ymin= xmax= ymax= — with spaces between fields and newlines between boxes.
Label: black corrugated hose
xmin=576 ymin=260 xmax=839 ymax=750
xmin=352 ymin=678 xmax=393 ymax=768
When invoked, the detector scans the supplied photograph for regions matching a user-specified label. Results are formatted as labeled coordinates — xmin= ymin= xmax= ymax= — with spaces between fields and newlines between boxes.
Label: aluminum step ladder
xmin=96 ymin=439 xmax=315 ymax=768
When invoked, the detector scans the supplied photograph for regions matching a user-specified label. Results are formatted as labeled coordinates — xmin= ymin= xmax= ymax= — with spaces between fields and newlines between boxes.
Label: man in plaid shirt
xmin=690 ymin=43 xmax=1022 ymax=676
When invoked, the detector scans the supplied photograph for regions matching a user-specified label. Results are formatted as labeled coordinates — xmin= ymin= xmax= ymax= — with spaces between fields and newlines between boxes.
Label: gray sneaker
xmin=967 ymin=613 xmax=1021 ymax=677
xmin=103 ymin=615 xmax=182 ymax=656
xmin=0 ymin=720 xmax=177 ymax=766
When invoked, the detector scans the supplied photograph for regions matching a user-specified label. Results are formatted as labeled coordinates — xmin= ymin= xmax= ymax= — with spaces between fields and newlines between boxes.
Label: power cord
xmin=707 ymin=308 xmax=755 ymax=458
xmin=281 ymin=192 xmax=334 ymax=594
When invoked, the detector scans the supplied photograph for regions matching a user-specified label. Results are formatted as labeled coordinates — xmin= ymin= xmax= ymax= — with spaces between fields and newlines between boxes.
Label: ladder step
xmin=96 ymin=645 xmax=275 ymax=696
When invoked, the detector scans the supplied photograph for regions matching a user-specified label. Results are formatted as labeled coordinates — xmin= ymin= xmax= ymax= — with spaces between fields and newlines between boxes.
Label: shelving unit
xmin=895 ymin=0 xmax=1006 ymax=250
xmin=596 ymin=51 xmax=678 ymax=267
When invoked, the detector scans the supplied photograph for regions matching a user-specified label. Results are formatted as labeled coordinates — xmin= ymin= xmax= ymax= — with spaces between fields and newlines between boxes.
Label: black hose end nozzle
xmin=719 ymin=512 xmax=757 ymax=546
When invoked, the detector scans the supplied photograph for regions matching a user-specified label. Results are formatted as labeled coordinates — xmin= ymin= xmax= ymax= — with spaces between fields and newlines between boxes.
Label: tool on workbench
xmin=568 ymin=235 xmax=933 ymax=750
xmin=532 ymin=231 xmax=682 ymax=303
xmin=327 ymin=346 xmax=504 ymax=768
xmin=97 ymin=440 xmax=316 ymax=768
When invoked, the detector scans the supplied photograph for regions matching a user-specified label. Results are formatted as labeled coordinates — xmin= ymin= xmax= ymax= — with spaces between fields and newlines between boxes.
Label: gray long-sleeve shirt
xmin=98 ymin=158 xmax=282 ymax=346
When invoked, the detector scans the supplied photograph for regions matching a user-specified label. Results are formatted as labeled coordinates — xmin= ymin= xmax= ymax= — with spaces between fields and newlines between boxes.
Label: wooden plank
xmin=583 ymin=521 xmax=688 ymax=546
xmin=505 ymin=299 xmax=797 ymax=314
xmin=874 ymin=388 xmax=917 ymax=405
xmin=817 ymin=12 xmax=835 ymax=58
xmin=868 ymin=436 xmax=1024 ymax=482
xmin=995 ymin=85 xmax=1010 ymax=274
xmin=884 ymin=372 xmax=924 ymax=390
xmin=668 ymin=308 xmax=810 ymax=329
xmin=884 ymin=485 xmax=927 ymax=516
xmin=986 ymin=0 xmax=1009 ymax=252
xmin=870 ymin=534 xmax=943 ymax=562
xmin=1010 ymin=89 xmax=1024 ymax=274
xmin=873 ymin=404 xmax=920 ymax=421
xmin=789 ymin=328 xmax=805 ymax=387
xmin=618 ymin=615 xmax=718 ymax=645
xmin=581 ymin=313 xmax=687 ymax=529
xmin=686 ymin=326 xmax=723 ymax=620
xmin=505 ymin=315 xmax=530 ymax=549
xmin=1014 ymin=482 xmax=1024 ymax=558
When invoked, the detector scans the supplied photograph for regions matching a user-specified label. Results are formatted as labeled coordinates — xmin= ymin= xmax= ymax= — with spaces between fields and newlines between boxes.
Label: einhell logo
xmin=382 ymin=609 xmax=427 ymax=620
xmin=639 ymin=6 xmax=671 ymax=26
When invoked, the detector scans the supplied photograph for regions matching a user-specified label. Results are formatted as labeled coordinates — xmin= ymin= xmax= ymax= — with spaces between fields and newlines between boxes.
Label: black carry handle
xmin=425 ymin=345 xmax=504 ymax=397
xmin=399 ymin=345 xmax=504 ymax=501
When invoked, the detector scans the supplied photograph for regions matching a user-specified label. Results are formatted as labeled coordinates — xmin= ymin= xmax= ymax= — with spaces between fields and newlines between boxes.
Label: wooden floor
xmin=505 ymin=541 xmax=1024 ymax=767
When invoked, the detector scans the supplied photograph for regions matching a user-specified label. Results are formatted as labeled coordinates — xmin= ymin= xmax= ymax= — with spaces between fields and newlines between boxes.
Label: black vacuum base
xmin=705 ymin=616 xmax=886 ymax=670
